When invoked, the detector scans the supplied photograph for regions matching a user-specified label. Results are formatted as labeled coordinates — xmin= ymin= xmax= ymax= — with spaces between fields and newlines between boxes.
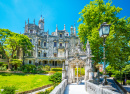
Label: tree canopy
xmin=0 ymin=29 xmax=33 ymax=69
xmin=78 ymin=0 xmax=130 ymax=68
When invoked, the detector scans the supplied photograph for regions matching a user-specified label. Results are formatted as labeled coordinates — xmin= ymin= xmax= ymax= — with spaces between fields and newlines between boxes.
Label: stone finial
xmin=70 ymin=25 xmax=73 ymax=35
xmin=40 ymin=15 xmax=42 ymax=20
xmin=25 ymin=20 xmax=26 ymax=25
xmin=34 ymin=19 xmax=35 ymax=24
xmin=56 ymin=24 xmax=58 ymax=30
xmin=43 ymin=17 xmax=44 ymax=23
xmin=64 ymin=24 xmax=66 ymax=30
xmin=74 ymin=23 xmax=76 ymax=36
xmin=28 ymin=18 xmax=29 ymax=24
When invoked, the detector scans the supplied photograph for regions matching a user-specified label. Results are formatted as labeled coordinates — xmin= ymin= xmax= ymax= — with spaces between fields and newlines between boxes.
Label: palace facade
xmin=24 ymin=16 xmax=85 ymax=67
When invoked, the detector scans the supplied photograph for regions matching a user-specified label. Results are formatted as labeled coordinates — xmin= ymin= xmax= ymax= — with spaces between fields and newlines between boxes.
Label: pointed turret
xmin=28 ymin=18 xmax=29 ymax=24
xmin=34 ymin=19 xmax=35 ymax=24
xmin=64 ymin=24 xmax=66 ymax=30
xmin=55 ymin=24 xmax=58 ymax=35
xmin=39 ymin=15 xmax=44 ymax=33
xmin=70 ymin=25 xmax=73 ymax=35
xmin=25 ymin=20 xmax=26 ymax=26
xmin=74 ymin=23 xmax=76 ymax=36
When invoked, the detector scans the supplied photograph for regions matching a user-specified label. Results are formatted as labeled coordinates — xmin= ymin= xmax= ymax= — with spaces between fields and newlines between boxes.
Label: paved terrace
xmin=64 ymin=80 xmax=89 ymax=94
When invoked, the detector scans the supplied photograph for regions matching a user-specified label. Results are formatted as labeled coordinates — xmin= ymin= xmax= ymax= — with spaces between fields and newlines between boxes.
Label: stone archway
xmin=68 ymin=57 xmax=86 ymax=84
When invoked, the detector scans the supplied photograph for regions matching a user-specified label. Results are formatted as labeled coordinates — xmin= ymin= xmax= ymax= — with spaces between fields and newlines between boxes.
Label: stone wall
xmin=85 ymin=80 xmax=120 ymax=94
xmin=50 ymin=79 xmax=67 ymax=94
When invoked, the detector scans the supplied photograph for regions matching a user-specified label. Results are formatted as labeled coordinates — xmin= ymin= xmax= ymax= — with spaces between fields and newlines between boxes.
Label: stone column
xmin=73 ymin=67 xmax=75 ymax=83
xmin=62 ymin=62 xmax=65 ymax=80
xmin=76 ymin=63 xmax=78 ymax=84
xmin=48 ymin=60 xmax=49 ymax=65
xmin=54 ymin=61 xmax=55 ymax=67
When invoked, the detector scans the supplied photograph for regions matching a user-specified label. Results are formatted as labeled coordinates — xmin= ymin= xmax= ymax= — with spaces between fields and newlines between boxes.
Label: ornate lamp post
xmin=99 ymin=22 xmax=111 ymax=85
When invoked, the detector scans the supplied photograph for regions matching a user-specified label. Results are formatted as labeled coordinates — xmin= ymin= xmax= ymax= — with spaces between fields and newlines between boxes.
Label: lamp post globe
xmin=99 ymin=22 xmax=111 ymax=38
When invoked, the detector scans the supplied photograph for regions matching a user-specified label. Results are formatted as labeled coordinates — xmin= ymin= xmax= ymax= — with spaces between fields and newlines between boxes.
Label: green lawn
xmin=0 ymin=72 xmax=52 ymax=92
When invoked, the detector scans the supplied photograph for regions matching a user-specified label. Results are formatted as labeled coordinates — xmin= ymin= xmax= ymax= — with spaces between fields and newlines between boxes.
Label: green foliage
xmin=22 ymin=65 xmax=36 ymax=73
xmin=0 ymin=62 xmax=4 ymax=66
xmin=0 ymin=66 xmax=7 ymax=71
xmin=123 ymin=64 xmax=130 ymax=79
xmin=48 ymin=71 xmax=56 ymax=75
xmin=127 ymin=80 xmax=130 ymax=85
xmin=75 ymin=68 xmax=85 ymax=76
xmin=0 ymin=73 xmax=52 ymax=92
xmin=1 ymin=86 xmax=16 ymax=94
xmin=44 ymin=65 xmax=50 ymax=71
xmin=78 ymin=0 xmax=130 ymax=69
xmin=49 ymin=72 xmax=62 ymax=83
xmin=0 ymin=29 xmax=34 ymax=69
xmin=51 ymin=68 xmax=62 ymax=71
xmin=38 ymin=86 xmax=54 ymax=94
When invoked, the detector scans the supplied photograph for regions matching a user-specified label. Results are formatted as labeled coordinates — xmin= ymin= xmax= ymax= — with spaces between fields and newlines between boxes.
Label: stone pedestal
xmin=89 ymin=70 xmax=94 ymax=80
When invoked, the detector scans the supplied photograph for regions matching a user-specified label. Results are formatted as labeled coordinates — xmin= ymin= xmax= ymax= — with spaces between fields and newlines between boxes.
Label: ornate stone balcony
xmin=58 ymin=46 xmax=65 ymax=49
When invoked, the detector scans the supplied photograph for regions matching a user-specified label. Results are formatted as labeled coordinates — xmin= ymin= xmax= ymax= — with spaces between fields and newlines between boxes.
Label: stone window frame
xmin=29 ymin=60 xmax=32 ymax=64
xmin=30 ymin=39 xmax=32 ymax=43
xmin=60 ymin=33 xmax=62 ymax=38
xmin=44 ymin=41 xmax=46 ymax=47
xmin=59 ymin=42 xmax=62 ymax=47
xmin=54 ymin=41 xmax=57 ymax=47
xmin=38 ymin=52 xmax=41 ymax=57
xmin=30 ymin=30 xmax=33 ymax=33
xmin=54 ymin=53 xmax=57 ymax=57
xmin=44 ymin=53 xmax=47 ymax=57
xmin=38 ymin=40 xmax=41 ymax=46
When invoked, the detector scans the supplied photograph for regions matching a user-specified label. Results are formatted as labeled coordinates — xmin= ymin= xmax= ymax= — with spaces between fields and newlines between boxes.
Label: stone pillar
xmin=76 ymin=64 xmax=79 ymax=84
xmin=62 ymin=62 xmax=65 ymax=80
xmin=65 ymin=60 xmax=68 ymax=79
xmin=48 ymin=60 xmax=49 ymax=65
xmin=72 ymin=67 xmax=75 ymax=83
xmin=68 ymin=65 xmax=72 ymax=84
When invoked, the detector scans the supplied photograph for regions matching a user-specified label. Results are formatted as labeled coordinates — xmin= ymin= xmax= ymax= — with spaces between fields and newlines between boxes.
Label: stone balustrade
xmin=85 ymin=80 xmax=120 ymax=94
xmin=50 ymin=79 xmax=67 ymax=94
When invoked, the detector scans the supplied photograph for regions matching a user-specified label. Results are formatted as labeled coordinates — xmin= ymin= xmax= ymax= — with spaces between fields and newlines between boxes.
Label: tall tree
xmin=0 ymin=29 xmax=33 ymax=69
xmin=78 ymin=0 xmax=130 ymax=68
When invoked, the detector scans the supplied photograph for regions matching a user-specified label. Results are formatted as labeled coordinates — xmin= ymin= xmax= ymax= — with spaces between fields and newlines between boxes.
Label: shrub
xmin=1 ymin=86 xmax=16 ymax=94
xmin=75 ymin=68 xmax=85 ymax=76
xmin=43 ymin=71 xmax=49 ymax=74
xmin=37 ymin=86 xmax=54 ymax=94
xmin=49 ymin=72 xmax=62 ymax=83
xmin=51 ymin=68 xmax=62 ymax=71
xmin=37 ymin=65 xmax=44 ymax=73
xmin=0 ymin=62 xmax=4 ymax=66
xmin=0 ymin=66 xmax=7 ymax=71
xmin=45 ymin=65 xmax=50 ymax=71
xmin=127 ymin=80 xmax=130 ymax=85
xmin=22 ymin=65 xmax=36 ymax=73
xmin=48 ymin=71 xmax=56 ymax=75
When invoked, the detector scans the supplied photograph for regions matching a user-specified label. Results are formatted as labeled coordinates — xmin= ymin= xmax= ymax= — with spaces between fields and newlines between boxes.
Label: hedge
xmin=50 ymin=68 xmax=62 ymax=71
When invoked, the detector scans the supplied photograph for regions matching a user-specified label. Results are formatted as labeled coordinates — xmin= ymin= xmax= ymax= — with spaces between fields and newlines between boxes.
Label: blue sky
xmin=0 ymin=0 xmax=130 ymax=35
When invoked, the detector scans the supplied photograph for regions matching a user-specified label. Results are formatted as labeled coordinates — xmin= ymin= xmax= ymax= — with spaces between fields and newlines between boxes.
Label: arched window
xmin=39 ymin=61 xmax=41 ymax=65
xmin=60 ymin=43 xmax=62 ymax=47
xmin=54 ymin=42 xmax=57 ymax=47
xmin=44 ymin=53 xmax=47 ymax=57
xmin=38 ymin=52 xmax=40 ymax=57
xmin=60 ymin=34 xmax=62 ymax=38
xmin=38 ymin=41 xmax=41 ymax=46
xmin=29 ymin=60 xmax=31 ymax=64
xmin=44 ymin=42 xmax=46 ymax=47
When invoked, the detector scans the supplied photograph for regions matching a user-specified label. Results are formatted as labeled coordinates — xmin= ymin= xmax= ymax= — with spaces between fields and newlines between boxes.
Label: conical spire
xmin=28 ymin=18 xmax=29 ymax=24
xmin=34 ymin=19 xmax=35 ymax=24
xmin=74 ymin=23 xmax=76 ymax=36
xmin=64 ymin=24 xmax=66 ymax=30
